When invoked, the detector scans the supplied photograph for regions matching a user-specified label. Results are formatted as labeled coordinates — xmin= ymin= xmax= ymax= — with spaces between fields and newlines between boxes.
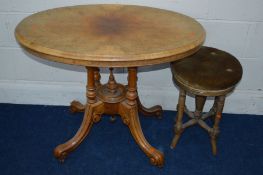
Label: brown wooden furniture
xmin=15 ymin=4 xmax=205 ymax=167
xmin=170 ymin=46 xmax=243 ymax=155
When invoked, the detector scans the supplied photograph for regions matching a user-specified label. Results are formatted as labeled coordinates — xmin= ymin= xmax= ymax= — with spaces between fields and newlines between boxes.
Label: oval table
xmin=15 ymin=4 xmax=205 ymax=167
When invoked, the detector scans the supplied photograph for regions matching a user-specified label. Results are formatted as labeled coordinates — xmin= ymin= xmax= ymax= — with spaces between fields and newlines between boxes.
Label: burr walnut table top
xmin=15 ymin=4 xmax=205 ymax=67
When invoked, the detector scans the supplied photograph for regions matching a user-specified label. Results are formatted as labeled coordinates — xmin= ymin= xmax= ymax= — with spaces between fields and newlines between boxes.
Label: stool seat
xmin=170 ymin=46 xmax=243 ymax=155
xmin=171 ymin=47 xmax=243 ymax=96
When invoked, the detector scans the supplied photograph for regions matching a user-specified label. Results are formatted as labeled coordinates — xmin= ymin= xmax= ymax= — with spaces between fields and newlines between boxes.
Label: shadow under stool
xmin=170 ymin=46 xmax=243 ymax=155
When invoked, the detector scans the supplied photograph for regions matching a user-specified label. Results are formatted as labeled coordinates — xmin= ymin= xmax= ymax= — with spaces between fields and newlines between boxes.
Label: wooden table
xmin=15 ymin=4 xmax=205 ymax=167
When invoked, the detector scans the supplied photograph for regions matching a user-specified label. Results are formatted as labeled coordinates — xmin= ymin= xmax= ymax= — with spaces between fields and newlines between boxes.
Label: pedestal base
xmin=54 ymin=67 xmax=164 ymax=167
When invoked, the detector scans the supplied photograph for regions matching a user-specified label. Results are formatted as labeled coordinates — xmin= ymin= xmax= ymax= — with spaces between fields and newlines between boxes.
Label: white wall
xmin=0 ymin=0 xmax=262 ymax=114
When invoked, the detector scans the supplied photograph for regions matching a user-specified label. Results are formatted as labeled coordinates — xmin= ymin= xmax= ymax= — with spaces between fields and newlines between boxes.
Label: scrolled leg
xmin=137 ymin=96 xmax=163 ymax=118
xmin=119 ymin=67 xmax=164 ymax=167
xmin=170 ymin=89 xmax=186 ymax=149
xmin=69 ymin=100 xmax=85 ymax=113
xmin=119 ymin=102 xmax=164 ymax=167
xmin=54 ymin=102 xmax=103 ymax=161
xmin=54 ymin=67 xmax=102 ymax=162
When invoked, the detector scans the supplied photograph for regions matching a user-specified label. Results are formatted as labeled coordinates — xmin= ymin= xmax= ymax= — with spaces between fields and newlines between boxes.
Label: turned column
xmin=86 ymin=67 xmax=96 ymax=104
xmin=107 ymin=68 xmax=118 ymax=93
xmin=69 ymin=67 xmax=98 ymax=113
xmin=94 ymin=67 xmax=101 ymax=87
xmin=126 ymin=67 xmax=138 ymax=106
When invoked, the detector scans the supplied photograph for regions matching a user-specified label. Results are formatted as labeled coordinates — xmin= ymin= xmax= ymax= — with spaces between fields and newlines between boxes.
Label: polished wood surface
xmin=170 ymin=47 xmax=243 ymax=155
xmin=15 ymin=4 xmax=205 ymax=67
xmin=171 ymin=46 xmax=243 ymax=96
xmin=55 ymin=67 xmax=164 ymax=166
xmin=15 ymin=4 xmax=206 ymax=167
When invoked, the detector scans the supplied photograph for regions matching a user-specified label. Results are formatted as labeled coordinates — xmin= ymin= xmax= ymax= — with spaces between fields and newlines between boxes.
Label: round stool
xmin=170 ymin=46 xmax=243 ymax=155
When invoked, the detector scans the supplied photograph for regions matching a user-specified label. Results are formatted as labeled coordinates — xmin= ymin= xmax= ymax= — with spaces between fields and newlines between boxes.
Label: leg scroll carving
xmin=118 ymin=67 xmax=164 ymax=167
xmin=69 ymin=100 xmax=85 ymax=113
xmin=119 ymin=102 xmax=164 ymax=167
xmin=57 ymin=66 xmax=165 ymax=166
xmin=137 ymin=96 xmax=163 ymax=118
xmin=54 ymin=102 xmax=104 ymax=162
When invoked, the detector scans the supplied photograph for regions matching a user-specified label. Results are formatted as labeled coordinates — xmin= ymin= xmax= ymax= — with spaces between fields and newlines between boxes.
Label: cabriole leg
xmin=119 ymin=67 xmax=164 ymax=167
xmin=54 ymin=67 xmax=103 ymax=162
xmin=137 ymin=95 xmax=163 ymax=118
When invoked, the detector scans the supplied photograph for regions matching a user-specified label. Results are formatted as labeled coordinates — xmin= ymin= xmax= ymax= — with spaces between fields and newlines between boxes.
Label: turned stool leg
xmin=170 ymin=89 xmax=186 ymax=149
xmin=194 ymin=95 xmax=207 ymax=117
xmin=210 ymin=96 xmax=225 ymax=155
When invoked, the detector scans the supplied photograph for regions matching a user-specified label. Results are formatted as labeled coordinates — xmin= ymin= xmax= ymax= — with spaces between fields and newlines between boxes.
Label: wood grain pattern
xmin=15 ymin=4 xmax=206 ymax=166
xmin=55 ymin=67 xmax=164 ymax=167
xmin=15 ymin=4 xmax=205 ymax=67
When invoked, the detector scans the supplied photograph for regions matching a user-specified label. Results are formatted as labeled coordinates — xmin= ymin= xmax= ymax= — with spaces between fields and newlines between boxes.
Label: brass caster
xmin=110 ymin=115 xmax=117 ymax=122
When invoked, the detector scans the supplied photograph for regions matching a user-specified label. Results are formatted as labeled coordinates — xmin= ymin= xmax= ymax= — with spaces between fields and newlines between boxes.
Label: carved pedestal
xmin=54 ymin=67 xmax=164 ymax=167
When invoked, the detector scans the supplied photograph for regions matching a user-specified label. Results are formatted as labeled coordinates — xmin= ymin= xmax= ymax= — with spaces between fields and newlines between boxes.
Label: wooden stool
xmin=170 ymin=46 xmax=243 ymax=155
